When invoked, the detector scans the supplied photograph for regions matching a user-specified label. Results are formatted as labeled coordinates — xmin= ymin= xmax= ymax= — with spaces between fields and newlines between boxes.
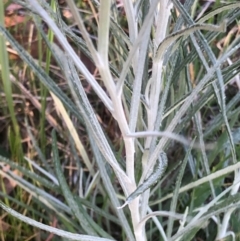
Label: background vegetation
xmin=0 ymin=0 xmax=240 ymax=240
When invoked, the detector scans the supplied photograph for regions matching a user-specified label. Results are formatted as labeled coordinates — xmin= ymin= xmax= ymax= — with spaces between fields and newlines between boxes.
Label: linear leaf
xmin=52 ymin=130 xmax=113 ymax=239
xmin=0 ymin=201 xmax=114 ymax=241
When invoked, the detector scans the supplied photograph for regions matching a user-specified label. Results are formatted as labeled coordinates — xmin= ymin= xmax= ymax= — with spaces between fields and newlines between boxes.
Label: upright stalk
xmin=141 ymin=0 xmax=173 ymax=223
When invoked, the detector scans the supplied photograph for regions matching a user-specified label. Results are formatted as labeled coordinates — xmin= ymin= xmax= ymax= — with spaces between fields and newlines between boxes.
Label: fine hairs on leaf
xmin=118 ymin=152 xmax=168 ymax=209
xmin=1 ymin=0 xmax=240 ymax=241
xmin=0 ymin=202 xmax=114 ymax=241
xmin=52 ymin=130 xmax=113 ymax=239
xmin=167 ymin=140 xmax=195 ymax=238
xmin=155 ymin=21 xmax=226 ymax=61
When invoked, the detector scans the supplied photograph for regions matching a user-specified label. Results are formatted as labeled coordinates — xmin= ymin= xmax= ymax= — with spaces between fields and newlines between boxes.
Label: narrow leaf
xmin=52 ymin=130 xmax=113 ymax=239
xmin=0 ymin=201 xmax=114 ymax=241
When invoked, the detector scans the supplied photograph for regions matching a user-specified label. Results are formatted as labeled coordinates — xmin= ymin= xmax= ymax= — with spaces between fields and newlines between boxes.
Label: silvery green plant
xmin=1 ymin=0 xmax=240 ymax=240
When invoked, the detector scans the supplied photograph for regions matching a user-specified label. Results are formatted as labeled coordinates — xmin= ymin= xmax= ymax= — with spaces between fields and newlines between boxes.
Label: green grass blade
xmin=0 ymin=201 xmax=114 ymax=241
xmin=52 ymin=130 xmax=114 ymax=239
xmin=0 ymin=0 xmax=23 ymax=161
xmin=0 ymin=155 xmax=59 ymax=191
xmin=0 ymin=25 xmax=83 ymax=123
xmin=166 ymin=141 xmax=194 ymax=238
xmin=89 ymin=134 xmax=135 ymax=241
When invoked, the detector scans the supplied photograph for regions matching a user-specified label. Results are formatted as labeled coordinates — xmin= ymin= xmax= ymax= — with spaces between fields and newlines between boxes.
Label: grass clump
xmin=0 ymin=0 xmax=240 ymax=240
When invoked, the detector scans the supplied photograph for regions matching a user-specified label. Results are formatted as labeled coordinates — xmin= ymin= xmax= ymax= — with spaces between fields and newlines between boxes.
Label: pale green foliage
xmin=1 ymin=0 xmax=240 ymax=240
